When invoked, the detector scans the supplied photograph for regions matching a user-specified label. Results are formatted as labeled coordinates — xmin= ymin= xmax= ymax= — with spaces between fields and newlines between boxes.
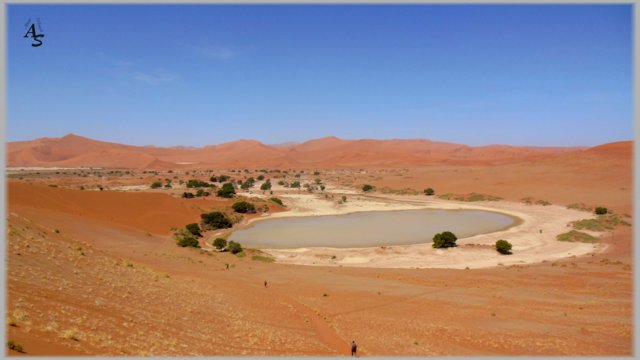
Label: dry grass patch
xmin=60 ymin=327 xmax=84 ymax=341
xmin=571 ymin=214 xmax=631 ymax=231
xmin=556 ymin=230 xmax=599 ymax=243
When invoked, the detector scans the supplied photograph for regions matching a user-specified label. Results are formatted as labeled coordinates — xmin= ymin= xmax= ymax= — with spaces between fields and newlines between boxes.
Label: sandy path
xmin=249 ymin=191 xmax=603 ymax=269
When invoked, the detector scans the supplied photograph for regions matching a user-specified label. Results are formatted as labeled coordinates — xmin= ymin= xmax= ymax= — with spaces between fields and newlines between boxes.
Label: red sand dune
xmin=7 ymin=133 xmax=603 ymax=169
xmin=8 ymin=181 xmax=214 ymax=234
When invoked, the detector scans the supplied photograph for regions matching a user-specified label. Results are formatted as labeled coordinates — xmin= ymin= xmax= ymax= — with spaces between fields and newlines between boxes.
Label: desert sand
xmin=5 ymin=135 xmax=633 ymax=356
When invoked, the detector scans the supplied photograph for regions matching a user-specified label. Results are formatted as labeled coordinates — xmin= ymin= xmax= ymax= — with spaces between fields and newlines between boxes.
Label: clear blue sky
xmin=8 ymin=4 xmax=632 ymax=147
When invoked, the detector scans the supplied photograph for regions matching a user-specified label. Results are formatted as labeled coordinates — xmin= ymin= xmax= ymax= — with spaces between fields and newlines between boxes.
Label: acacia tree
xmin=260 ymin=179 xmax=272 ymax=191
xmin=213 ymin=237 xmax=227 ymax=250
xmin=432 ymin=231 xmax=458 ymax=248
xmin=217 ymin=183 xmax=236 ymax=198
xmin=201 ymin=211 xmax=232 ymax=230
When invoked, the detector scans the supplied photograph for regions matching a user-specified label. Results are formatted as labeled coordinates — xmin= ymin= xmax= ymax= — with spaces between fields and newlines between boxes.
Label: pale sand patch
xmin=253 ymin=191 xmax=605 ymax=269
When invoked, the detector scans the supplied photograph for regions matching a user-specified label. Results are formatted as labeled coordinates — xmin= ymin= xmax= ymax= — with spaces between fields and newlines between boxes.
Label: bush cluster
xmin=186 ymin=179 xmax=214 ymax=188
xmin=260 ymin=179 xmax=272 ymax=191
xmin=175 ymin=229 xmax=200 ymax=248
xmin=201 ymin=211 xmax=233 ymax=230
xmin=227 ymin=240 xmax=243 ymax=254
xmin=232 ymin=201 xmax=257 ymax=214
xmin=432 ymin=231 xmax=457 ymax=248
xmin=217 ymin=183 xmax=236 ymax=198
xmin=213 ymin=237 xmax=227 ymax=249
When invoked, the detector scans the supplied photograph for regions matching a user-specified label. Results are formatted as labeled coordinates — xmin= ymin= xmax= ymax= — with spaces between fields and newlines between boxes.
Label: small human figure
xmin=264 ymin=280 xmax=268 ymax=288
xmin=351 ymin=340 xmax=357 ymax=357
xmin=225 ymin=263 xmax=229 ymax=270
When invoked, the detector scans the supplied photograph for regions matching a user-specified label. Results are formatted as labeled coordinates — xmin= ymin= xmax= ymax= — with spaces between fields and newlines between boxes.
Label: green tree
xmin=257 ymin=175 xmax=265 ymax=180
xmin=260 ymin=179 xmax=272 ymax=191
xmin=424 ymin=188 xmax=435 ymax=196
xmin=227 ymin=240 xmax=243 ymax=254
xmin=495 ymin=239 xmax=513 ymax=254
xmin=432 ymin=231 xmax=458 ymax=248
xmin=196 ymin=189 xmax=210 ymax=197
xmin=362 ymin=184 xmax=374 ymax=192
xmin=150 ymin=181 xmax=162 ymax=189
xmin=291 ymin=181 xmax=301 ymax=188
xmin=232 ymin=201 xmax=256 ymax=214
xmin=182 ymin=192 xmax=195 ymax=198
xmin=217 ymin=183 xmax=236 ymax=198
xmin=213 ymin=237 xmax=227 ymax=250
xmin=175 ymin=229 xmax=200 ymax=248
xmin=187 ymin=179 xmax=211 ymax=188
xmin=185 ymin=223 xmax=202 ymax=237
xmin=201 ymin=211 xmax=233 ymax=230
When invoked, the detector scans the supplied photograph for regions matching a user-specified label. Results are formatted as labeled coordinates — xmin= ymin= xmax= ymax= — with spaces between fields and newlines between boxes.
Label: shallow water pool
xmin=228 ymin=209 xmax=516 ymax=249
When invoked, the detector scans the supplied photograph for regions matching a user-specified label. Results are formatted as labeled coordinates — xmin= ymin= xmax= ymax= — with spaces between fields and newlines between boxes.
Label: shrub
xmin=196 ymin=189 xmax=210 ymax=197
xmin=213 ymin=237 xmax=227 ymax=250
xmin=362 ymin=184 xmax=374 ymax=192
xmin=424 ymin=188 xmax=435 ymax=196
xmin=277 ymin=180 xmax=286 ymax=186
xmin=290 ymin=181 xmax=301 ymax=188
xmin=227 ymin=241 xmax=243 ymax=254
xmin=232 ymin=201 xmax=256 ymax=214
xmin=209 ymin=176 xmax=218 ymax=182
xmin=269 ymin=197 xmax=284 ymax=206
xmin=257 ymin=175 xmax=265 ymax=180
xmin=495 ymin=240 xmax=512 ymax=254
xmin=201 ymin=211 xmax=233 ymax=230
xmin=217 ymin=183 xmax=236 ymax=198
xmin=150 ymin=181 xmax=162 ymax=189
xmin=186 ymin=179 xmax=211 ymax=188
xmin=342 ymin=195 xmax=347 ymax=203
xmin=185 ymin=223 xmax=202 ymax=237
xmin=260 ymin=180 xmax=272 ymax=191
xmin=432 ymin=231 xmax=458 ymax=248
xmin=182 ymin=192 xmax=195 ymax=198
xmin=595 ymin=207 xmax=608 ymax=215
xmin=175 ymin=229 xmax=200 ymax=248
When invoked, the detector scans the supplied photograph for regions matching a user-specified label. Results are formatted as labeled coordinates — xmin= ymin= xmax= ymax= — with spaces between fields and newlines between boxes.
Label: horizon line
xmin=7 ymin=132 xmax=633 ymax=149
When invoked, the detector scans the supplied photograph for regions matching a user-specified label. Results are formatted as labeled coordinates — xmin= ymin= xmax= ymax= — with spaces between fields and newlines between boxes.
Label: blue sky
xmin=7 ymin=4 xmax=632 ymax=147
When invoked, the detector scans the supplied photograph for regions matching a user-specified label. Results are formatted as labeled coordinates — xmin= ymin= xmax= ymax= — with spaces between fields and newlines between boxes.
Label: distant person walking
xmin=264 ymin=280 xmax=268 ymax=288
xmin=351 ymin=340 xmax=357 ymax=356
